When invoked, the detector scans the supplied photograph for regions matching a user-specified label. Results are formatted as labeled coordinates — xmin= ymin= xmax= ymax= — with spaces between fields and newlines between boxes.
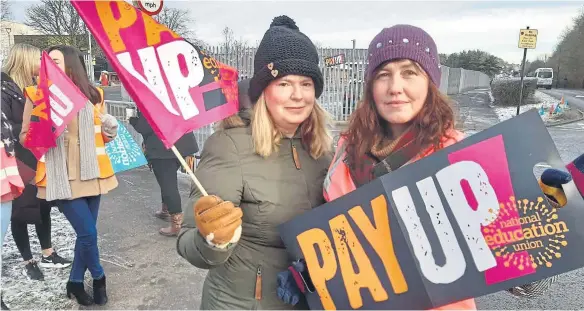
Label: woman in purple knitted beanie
xmin=326 ymin=24 xmax=465 ymax=206
xmin=277 ymin=24 xmax=566 ymax=310
xmin=324 ymin=24 xmax=562 ymax=309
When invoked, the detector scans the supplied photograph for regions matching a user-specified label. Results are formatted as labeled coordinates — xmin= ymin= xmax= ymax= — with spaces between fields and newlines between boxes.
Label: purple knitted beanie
xmin=366 ymin=24 xmax=441 ymax=86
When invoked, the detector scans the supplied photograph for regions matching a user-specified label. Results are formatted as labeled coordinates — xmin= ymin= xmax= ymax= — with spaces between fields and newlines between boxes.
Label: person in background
xmin=1 ymin=110 xmax=26 ymax=310
xmin=176 ymin=15 xmax=333 ymax=309
xmin=99 ymin=71 xmax=109 ymax=87
xmin=20 ymin=45 xmax=118 ymax=307
xmin=277 ymin=24 xmax=570 ymax=309
xmin=129 ymin=110 xmax=199 ymax=236
xmin=1 ymin=43 xmax=72 ymax=282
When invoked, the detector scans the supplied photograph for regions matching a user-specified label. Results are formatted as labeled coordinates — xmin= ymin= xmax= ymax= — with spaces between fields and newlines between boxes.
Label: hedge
xmin=491 ymin=77 xmax=537 ymax=106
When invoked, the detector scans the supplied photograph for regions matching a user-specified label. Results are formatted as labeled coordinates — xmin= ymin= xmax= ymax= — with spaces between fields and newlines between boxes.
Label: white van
xmin=534 ymin=68 xmax=553 ymax=89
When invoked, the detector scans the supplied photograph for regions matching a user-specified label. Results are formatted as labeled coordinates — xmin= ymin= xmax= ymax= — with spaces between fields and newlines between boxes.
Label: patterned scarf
xmin=45 ymin=101 xmax=100 ymax=201
xmin=346 ymin=127 xmax=423 ymax=187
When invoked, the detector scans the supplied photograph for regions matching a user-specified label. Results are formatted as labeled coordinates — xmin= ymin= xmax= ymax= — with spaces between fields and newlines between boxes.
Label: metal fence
xmin=83 ymin=54 xmax=95 ymax=83
xmin=205 ymin=46 xmax=368 ymax=121
xmin=203 ymin=45 xmax=490 ymax=119
xmin=111 ymin=46 xmax=491 ymax=155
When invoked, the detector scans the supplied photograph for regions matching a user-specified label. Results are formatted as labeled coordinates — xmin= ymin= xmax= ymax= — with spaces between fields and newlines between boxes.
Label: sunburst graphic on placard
xmin=482 ymin=196 xmax=568 ymax=271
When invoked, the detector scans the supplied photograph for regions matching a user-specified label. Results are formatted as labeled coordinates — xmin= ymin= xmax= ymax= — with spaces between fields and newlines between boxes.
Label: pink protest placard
xmin=447 ymin=134 xmax=536 ymax=285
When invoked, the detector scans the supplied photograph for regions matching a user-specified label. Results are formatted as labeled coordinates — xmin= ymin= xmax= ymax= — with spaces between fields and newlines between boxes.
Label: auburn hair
xmin=342 ymin=65 xmax=455 ymax=165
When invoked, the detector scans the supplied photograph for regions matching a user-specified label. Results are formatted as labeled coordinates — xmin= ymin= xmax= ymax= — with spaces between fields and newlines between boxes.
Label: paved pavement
xmin=3 ymin=88 xmax=582 ymax=310
xmin=94 ymin=169 xmax=206 ymax=310
xmin=102 ymin=88 xmax=584 ymax=310
xmin=451 ymin=89 xmax=501 ymax=136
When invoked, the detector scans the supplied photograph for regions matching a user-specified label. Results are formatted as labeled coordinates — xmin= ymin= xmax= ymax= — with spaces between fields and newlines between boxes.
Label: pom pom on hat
xmin=248 ymin=15 xmax=323 ymax=104
xmin=270 ymin=15 xmax=299 ymax=30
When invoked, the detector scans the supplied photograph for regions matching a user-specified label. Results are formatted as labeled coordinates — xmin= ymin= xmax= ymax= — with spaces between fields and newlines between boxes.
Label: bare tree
xmin=156 ymin=6 xmax=201 ymax=45
xmin=1 ymin=0 xmax=12 ymax=21
xmin=547 ymin=6 xmax=584 ymax=88
xmin=313 ymin=40 xmax=323 ymax=50
xmin=222 ymin=26 xmax=235 ymax=54
xmin=219 ymin=26 xmax=251 ymax=73
xmin=25 ymin=0 xmax=87 ymax=47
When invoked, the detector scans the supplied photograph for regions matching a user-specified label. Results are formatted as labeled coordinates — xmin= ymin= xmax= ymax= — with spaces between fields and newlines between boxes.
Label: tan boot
xmin=159 ymin=213 xmax=183 ymax=237
xmin=154 ymin=203 xmax=170 ymax=221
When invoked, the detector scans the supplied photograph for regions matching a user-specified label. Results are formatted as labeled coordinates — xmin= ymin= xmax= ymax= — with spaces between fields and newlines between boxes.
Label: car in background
xmin=534 ymin=68 xmax=553 ymax=89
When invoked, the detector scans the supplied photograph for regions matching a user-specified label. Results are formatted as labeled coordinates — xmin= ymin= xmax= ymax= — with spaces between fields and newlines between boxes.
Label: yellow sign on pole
xmin=518 ymin=29 xmax=538 ymax=49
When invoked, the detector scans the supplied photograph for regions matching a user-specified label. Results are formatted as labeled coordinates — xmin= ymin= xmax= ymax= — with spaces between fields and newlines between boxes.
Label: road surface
xmin=452 ymin=90 xmax=584 ymax=308
xmin=541 ymin=88 xmax=584 ymax=110
xmin=102 ymin=86 xmax=123 ymax=102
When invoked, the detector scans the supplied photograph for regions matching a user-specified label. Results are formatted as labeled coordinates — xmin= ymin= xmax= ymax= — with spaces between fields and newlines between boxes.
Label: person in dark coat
xmin=1 ymin=44 xmax=72 ymax=282
xmin=129 ymin=110 xmax=199 ymax=236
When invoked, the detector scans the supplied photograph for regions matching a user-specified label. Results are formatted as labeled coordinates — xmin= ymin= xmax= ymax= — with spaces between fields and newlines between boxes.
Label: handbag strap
xmin=372 ymin=138 xmax=425 ymax=178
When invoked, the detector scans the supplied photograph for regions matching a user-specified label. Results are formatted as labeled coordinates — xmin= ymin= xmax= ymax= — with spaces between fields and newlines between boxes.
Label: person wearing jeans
xmin=55 ymin=196 xmax=103 ymax=283
xmin=20 ymin=45 xmax=118 ymax=307
xmin=0 ymin=204 xmax=12 ymax=251
xmin=1 ymin=201 xmax=14 ymax=310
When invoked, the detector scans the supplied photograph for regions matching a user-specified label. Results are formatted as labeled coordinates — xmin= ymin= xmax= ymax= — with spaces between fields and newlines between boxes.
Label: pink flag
xmin=24 ymin=51 xmax=91 ymax=159
xmin=72 ymin=1 xmax=239 ymax=149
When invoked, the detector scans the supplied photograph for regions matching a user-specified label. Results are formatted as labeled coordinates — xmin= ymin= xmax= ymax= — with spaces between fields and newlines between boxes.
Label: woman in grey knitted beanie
xmin=176 ymin=15 xmax=333 ymax=310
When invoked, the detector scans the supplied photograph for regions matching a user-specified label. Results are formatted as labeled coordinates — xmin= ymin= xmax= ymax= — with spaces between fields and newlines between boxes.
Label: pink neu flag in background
xmin=72 ymin=0 xmax=240 ymax=149
xmin=23 ymin=51 xmax=91 ymax=160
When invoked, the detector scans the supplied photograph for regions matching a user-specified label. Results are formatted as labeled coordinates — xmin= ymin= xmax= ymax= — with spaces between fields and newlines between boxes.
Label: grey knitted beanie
xmin=248 ymin=15 xmax=323 ymax=103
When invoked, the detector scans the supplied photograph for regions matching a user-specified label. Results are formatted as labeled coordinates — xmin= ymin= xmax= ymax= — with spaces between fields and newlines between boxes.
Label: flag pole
xmin=171 ymin=146 xmax=208 ymax=196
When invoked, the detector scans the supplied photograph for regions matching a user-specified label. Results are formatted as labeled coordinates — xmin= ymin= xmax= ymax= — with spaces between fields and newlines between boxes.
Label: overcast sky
xmin=8 ymin=0 xmax=584 ymax=64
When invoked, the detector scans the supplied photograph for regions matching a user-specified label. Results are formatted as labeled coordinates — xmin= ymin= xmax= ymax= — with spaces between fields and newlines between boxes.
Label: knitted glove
xmin=194 ymin=195 xmax=243 ymax=249
xmin=100 ymin=113 xmax=118 ymax=140
xmin=277 ymin=260 xmax=309 ymax=306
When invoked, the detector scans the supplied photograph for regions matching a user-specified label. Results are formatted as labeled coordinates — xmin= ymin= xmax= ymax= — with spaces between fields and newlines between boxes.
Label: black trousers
xmin=11 ymin=200 xmax=53 ymax=261
xmin=150 ymin=159 xmax=182 ymax=214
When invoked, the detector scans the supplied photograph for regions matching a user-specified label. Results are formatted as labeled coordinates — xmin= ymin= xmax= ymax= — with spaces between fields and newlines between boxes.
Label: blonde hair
xmin=2 ymin=43 xmax=40 ymax=90
xmin=251 ymin=94 xmax=332 ymax=159
xmin=218 ymin=94 xmax=333 ymax=159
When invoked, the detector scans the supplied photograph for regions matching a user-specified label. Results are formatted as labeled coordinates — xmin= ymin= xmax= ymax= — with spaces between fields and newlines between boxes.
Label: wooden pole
xmin=171 ymin=146 xmax=208 ymax=196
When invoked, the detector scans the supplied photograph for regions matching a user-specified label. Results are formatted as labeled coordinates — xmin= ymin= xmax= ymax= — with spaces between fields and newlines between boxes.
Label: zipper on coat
xmin=291 ymin=142 xmax=301 ymax=170
xmin=254 ymin=266 xmax=262 ymax=300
